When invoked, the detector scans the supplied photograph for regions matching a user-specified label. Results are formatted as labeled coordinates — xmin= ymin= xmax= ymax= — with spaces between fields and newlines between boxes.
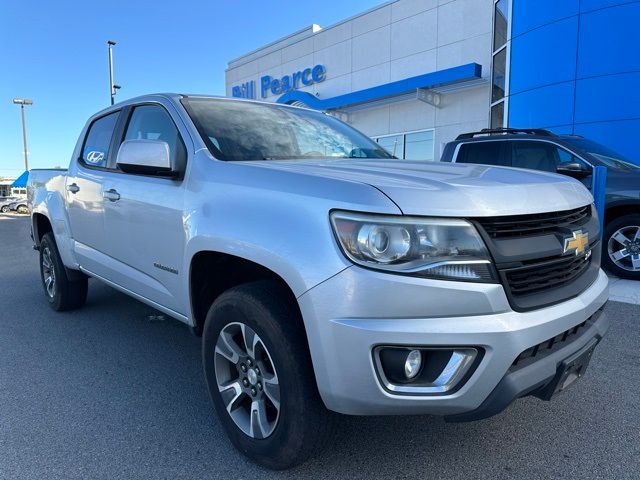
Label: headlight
xmin=330 ymin=211 xmax=496 ymax=282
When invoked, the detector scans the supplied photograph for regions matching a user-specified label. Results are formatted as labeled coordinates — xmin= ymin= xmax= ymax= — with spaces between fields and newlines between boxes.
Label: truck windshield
xmin=182 ymin=98 xmax=394 ymax=161
xmin=564 ymin=137 xmax=640 ymax=171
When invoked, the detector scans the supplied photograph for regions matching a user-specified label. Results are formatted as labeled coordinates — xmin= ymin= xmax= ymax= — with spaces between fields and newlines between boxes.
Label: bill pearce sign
xmin=231 ymin=64 xmax=326 ymax=100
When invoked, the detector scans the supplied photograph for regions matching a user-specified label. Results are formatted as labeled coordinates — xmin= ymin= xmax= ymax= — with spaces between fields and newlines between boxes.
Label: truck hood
xmin=247 ymin=159 xmax=593 ymax=217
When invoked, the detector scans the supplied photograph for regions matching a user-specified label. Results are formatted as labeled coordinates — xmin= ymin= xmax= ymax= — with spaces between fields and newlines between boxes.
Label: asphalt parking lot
xmin=1 ymin=214 xmax=639 ymax=480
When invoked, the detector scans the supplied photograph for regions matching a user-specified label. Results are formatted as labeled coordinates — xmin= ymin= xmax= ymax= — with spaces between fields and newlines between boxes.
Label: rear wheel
xmin=16 ymin=204 xmax=29 ymax=214
xmin=39 ymin=233 xmax=88 ymax=311
xmin=202 ymin=280 xmax=334 ymax=470
xmin=603 ymin=214 xmax=640 ymax=280
xmin=1 ymin=205 xmax=9 ymax=213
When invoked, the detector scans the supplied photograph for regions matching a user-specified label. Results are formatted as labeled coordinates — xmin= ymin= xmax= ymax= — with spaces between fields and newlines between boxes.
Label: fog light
xmin=404 ymin=350 xmax=422 ymax=379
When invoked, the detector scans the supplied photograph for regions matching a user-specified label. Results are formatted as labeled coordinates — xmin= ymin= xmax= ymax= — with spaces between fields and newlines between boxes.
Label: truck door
xmin=100 ymin=103 xmax=188 ymax=315
xmin=66 ymin=111 xmax=120 ymax=276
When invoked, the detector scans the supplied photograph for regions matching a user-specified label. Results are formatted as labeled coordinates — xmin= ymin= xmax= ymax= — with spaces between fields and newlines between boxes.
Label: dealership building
xmin=226 ymin=0 xmax=640 ymax=163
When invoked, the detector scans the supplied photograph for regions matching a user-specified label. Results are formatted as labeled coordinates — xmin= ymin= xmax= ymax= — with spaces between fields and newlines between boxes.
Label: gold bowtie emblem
xmin=564 ymin=230 xmax=589 ymax=256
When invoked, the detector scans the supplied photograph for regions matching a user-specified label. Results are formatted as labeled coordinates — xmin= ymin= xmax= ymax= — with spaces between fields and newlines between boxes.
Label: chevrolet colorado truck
xmin=29 ymin=94 xmax=609 ymax=469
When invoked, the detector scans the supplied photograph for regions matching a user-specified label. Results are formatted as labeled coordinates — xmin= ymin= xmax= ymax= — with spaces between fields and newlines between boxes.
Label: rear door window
xmin=81 ymin=112 xmax=119 ymax=168
xmin=510 ymin=141 xmax=580 ymax=172
xmin=456 ymin=141 xmax=508 ymax=166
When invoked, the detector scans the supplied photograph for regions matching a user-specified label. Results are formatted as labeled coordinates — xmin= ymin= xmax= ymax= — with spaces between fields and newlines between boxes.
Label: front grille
xmin=472 ymin=204 xmax=600 ymax=311
xmin=477 ymin=205 xmax=591 ymax=238
xmin=504 ymin=252 xmax=593 ymax=296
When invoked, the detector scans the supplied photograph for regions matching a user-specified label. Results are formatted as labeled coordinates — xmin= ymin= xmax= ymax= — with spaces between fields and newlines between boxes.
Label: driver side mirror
xmin=556 ymin=161 xmax=591 ymax=178
xmin=116 ymin=139 xmax=180 ymax=177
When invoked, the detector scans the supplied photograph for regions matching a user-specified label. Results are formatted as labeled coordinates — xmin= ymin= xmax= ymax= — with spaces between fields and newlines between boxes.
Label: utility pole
xmin=107 ymin=40 xmax=121 ymax=105
xmin=12 ymin=98 xmax=33 ymax=171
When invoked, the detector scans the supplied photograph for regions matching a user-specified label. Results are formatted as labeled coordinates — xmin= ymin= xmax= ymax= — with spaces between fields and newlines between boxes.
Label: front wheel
xmin=39 ymin=233 xmax=88 ymax=311
xmin=1 ymin=205 xmax=9 ymax=213
xmin=603 ymin=214 xmax=640 ymax=280
xmin=202 ymin=281 xmax=334 ymax=470
xmin=16 ymin=204 xmax=29 ymax=214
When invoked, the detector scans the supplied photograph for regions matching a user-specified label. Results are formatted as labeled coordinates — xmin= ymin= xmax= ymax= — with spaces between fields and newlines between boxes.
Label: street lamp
xmin=12 ymin=98 xmax=33 ymax=171
xmin=107 ymin=40 xmax=121 ymax=105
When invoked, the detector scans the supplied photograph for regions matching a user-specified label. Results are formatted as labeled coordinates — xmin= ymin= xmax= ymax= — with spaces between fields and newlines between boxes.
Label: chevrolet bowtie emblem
xmin=563 ymin=230 xmax=589 ymax=256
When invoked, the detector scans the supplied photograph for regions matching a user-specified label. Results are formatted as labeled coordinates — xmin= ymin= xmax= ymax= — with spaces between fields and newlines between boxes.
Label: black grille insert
xmin=504 ymin=252 xmax=593 ymax=296
xmin=477 ymin=205 xmax=591 ymax=238
xmin=510 ymin=307 xmax=603 ymax=371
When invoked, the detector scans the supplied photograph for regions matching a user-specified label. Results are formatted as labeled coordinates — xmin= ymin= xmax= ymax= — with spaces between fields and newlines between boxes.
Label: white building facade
xmin=225 ymin=0 xmax=494 ymax=161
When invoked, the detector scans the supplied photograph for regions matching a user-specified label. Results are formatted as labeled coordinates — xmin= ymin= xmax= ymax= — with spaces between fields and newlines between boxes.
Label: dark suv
xmin=441 ymin=128 xmax=640 ymax=280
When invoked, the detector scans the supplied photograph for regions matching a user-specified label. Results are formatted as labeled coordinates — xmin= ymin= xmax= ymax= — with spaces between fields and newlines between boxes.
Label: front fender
xmin=181 ymin=158 xmax=402 ymax=322
xmin=182 ymin=205 xmax=349 ymax=302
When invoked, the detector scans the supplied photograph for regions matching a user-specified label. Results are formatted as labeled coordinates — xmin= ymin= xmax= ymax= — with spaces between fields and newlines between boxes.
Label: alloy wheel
xmin=214 ymin=322 xmax=280 ymax=439
xmin=41 ymin=246 xmax=57 ymax=297
xmin=607 ymin=225 xmax=640 ymax=272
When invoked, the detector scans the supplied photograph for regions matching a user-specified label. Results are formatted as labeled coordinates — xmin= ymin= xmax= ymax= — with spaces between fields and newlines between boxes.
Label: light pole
xmin=12 ymin=98 xmax=33 ymax=171
xmin=107 ymin=40 xmax=121 ymax=105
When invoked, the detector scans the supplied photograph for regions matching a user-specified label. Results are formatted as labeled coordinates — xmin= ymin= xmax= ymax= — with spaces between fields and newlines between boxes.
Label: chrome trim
xmin=78 ymin=266 xmax=190 ymax=324
xmin=373 ymin=347 xmax=478 ymax=395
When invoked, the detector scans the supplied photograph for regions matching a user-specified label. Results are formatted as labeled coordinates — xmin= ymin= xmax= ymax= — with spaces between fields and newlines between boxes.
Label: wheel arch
xmin=32 ymin=212 xmax=53 ymax=246
xmin=188 ymin=250 xmax=303 ymax=337
xmin=604 ymin=201 xmax=640 ymax=223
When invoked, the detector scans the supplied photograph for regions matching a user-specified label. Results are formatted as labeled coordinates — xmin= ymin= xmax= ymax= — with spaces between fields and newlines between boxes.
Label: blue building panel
xmin=509 ymin=0 xmax=640 ymax=164
xmin=511 ymin=0 xmax=578 ymax=37
xmin=577 ymin=2 xmax=640 ymax=78
xmin=509 ymin=17 xmax=578 ymax=95
xmin=574 ymin=72 xmax=640 ymax=124
xmin=580 ymin=0 xmax=639 ymax=13
xmin=508 ymin=82 xmax=576 ymax=128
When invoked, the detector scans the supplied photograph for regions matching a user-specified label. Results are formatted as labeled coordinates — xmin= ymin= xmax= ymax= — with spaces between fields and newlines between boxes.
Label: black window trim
xmin=78 ymin=101 xmax=190 ymax=182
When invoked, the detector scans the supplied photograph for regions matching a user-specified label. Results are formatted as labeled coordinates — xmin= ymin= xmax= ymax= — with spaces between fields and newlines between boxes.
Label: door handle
xmin=66 ymin=183 xmax=80 ymax=194
xmin=103 ymin=189 xmax=121 ymax=202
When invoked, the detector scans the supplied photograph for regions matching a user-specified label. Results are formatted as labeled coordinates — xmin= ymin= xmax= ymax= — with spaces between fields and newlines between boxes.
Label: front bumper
xmin=298 ymin=267 xmax=609 ymax=416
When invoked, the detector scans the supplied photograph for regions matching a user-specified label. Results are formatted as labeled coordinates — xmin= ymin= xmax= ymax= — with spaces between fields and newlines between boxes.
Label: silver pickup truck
xmin=29 ymin=94 xmax=609 ymax=469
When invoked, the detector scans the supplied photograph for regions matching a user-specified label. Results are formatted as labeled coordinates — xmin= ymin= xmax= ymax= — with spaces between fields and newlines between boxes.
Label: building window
xmin=490 ymin=0 xmax=510 ymax=129
xmin=490 ymin=103 xmax=505 ymax=129
xmin=405 ymin=130 xmax=434 ymax=161
xmin=374 ymin=130 xmax=434 ymax=161
xmin=376 ymin=134 xmax=404 ymax=159
xmin=491 ymin=48 xmax=506 ymax=103
xmin=493 ymin=0 xmax=509 ymax=51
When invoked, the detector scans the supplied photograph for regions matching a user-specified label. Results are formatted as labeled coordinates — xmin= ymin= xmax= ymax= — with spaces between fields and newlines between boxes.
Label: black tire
xmin=1 ymin=205 xmax=9 ymax=213
xmin=16 ymin=204 xmax=29 ymax=214
xmin=602 ymin=214 xmax=640 ymax=280
xmin=202 ymin=280 xmax=335 ymax=470
xmin=39 ymin=233 xmax=88 ymax=311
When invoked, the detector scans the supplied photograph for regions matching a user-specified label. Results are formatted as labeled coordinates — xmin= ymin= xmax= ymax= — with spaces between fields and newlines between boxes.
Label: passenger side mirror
xmin=556 ymin=161 xmax=591 ymax=178
xmin=116 ymin=139 xmax=179 ymax=177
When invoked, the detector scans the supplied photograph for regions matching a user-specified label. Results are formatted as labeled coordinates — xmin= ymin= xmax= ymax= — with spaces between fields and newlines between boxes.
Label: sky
xmin=0 ymin=0 xmax=381 ymax=178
